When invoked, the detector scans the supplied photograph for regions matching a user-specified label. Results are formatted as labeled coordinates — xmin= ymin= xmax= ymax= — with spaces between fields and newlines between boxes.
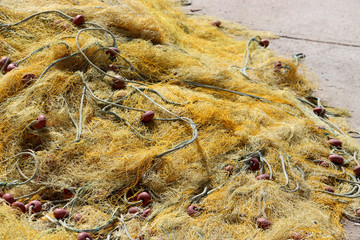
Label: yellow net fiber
xmin=0 ymin=0 xmax=359 ymax=239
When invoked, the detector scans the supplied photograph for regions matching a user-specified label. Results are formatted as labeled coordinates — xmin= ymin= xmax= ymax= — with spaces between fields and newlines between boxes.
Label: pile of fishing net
xmin=0 ymin=0 xmax=360 ymax=239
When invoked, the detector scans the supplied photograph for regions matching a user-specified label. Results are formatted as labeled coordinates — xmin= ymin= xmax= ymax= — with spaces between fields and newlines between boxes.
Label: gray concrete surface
xmin=185 ymin=0 xmax=360 ymax=133
xmin=184 ymin=0 xmax=360 ymax=239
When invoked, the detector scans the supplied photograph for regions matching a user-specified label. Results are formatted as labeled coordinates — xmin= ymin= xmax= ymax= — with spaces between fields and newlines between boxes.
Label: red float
xmin=2 ymin=193 xmax=15 ymax=204
xmin=73 ymin=15 xmax=85 ymax=26
xmin=224 ymin=165 xmax=233 ymax=174
xmin=256 ymin=217 xmax=271 ymax=229
xmin=259 ymin=39 xmax=270 ymax=48
xmin=328 ymin=154 xmax=344 ymax=165
xmin=22 ymin=73 xmax=36 ymax=84
xmin=274 ymin=61 xmax=282 ymax=72
xmin=112 ymin=76 xmax=126 ymax=90
xmin=328 ymin=138 xmax=342 ymax=147
xmin=53 ymin=208 xmax=69 ymax=219
xmin=211 ymin=20 xmax=221 ymax=27
xmin=313 ymin=107 xmax=326 ymax=116
xmin=35 ymin=114 xmax=47 ymax=129
xmin=249 ymin=158 xmax=260 ymax=171
xmin=61 ymin=23 xmax=70 ymax=31
xmin=290 ymin=232 xmax=305 ymax=240
xmin=137 ymin=192 xmax=151 ymax=206
xmin=106 ymin=47 xmax=120 ymax=56
xmin=353 ymin=165 xmax=360 ymax=176
xmin=26 ymin=200 xmax=42 ymax=213
xmin=256 ymin=174 xmax=270 ymax=180
xmin=12 ymin=202 xmax=26 ymax=213
xmin=6 ymin=63 xmax=16 ymax=72
xmin=77 ymin=232 xmax=92 ymax=240
xmin=108 ymin=64 xmax=118 ymax=71
xmin=74 ymin=213 xmax=82 ymax=222
xmin=128 ymin=207 xmax=139 ymax=214
xmin=324 ymin=186 xmax=334 ymax=193
xmin=187 ymin=205 xmax=198 ymax=217
xmin=320 ymin=161 xmax=330 ymax=168
xmin=356 ymin=209 xmax=360 ymax=217
xmin=141 ymin=111 xmax=155 ymax=122
xmin=142 ymin=208 xmax=152 ymax=218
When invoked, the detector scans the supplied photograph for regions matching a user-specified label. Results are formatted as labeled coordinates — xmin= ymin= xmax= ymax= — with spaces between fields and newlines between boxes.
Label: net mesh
xmin=0 ymin=0 xmax=359 ymax=239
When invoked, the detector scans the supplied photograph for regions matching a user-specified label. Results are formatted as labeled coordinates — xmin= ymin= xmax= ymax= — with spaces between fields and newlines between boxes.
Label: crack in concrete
xmin=278 ymin=35 xmax=360 ymax=48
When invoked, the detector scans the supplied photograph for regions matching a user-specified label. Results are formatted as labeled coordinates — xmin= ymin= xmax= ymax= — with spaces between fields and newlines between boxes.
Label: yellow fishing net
xmin=0 ymin=0 xmax=359 ymax=239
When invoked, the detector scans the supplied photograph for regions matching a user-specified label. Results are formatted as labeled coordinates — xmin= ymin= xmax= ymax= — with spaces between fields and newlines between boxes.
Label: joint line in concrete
xmin=278 ymin=35 xmax=360 ymax=48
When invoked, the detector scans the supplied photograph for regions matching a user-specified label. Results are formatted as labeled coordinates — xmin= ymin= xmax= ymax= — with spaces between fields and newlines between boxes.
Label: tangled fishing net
xmin=0 ymin=0 xmax=360 ymax=239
